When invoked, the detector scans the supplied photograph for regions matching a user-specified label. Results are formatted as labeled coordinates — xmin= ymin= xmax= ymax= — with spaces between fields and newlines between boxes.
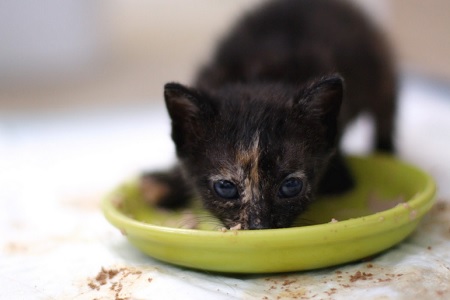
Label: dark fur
xmin=143 ymin=0 xmax=397 ymax=229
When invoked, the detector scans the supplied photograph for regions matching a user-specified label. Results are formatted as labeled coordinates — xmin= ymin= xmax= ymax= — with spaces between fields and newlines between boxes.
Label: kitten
xmin=142 ymin=0 xmax=396 ymax=229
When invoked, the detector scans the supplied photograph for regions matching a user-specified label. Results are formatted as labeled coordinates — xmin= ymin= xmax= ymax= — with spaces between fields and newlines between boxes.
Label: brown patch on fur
xmin=236 ymin=134 xmax=263 ymax=228
xmin=236 ymin=134 xmax=261 ymax=189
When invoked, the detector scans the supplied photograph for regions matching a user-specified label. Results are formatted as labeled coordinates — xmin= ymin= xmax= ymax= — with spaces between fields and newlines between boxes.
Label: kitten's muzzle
xmin=244 ymin=203 xmax=271 ymax=230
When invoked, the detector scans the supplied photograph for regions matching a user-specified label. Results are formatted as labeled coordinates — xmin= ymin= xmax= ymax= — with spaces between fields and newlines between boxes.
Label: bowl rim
xmin=102 ymin=155 xmax=437 ymax=245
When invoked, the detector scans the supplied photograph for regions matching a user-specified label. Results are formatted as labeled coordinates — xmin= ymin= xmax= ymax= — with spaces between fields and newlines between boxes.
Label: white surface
xmin=1 ymin=77 xmax=450 ymax=299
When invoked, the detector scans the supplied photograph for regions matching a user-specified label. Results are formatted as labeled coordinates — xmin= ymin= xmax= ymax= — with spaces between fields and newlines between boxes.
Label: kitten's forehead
xmin=212 ymin=84 xmax=293 ymax=126
xmin=210 ymin=132 xmax=261 ymax=183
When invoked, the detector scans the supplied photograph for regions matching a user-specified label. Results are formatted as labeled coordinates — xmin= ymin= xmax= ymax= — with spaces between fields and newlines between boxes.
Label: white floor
xmin=1 ymin=75 xmax=449 ymax=299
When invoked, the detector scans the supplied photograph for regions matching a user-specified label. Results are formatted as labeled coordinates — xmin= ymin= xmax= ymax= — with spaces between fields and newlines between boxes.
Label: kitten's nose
xmin=247 ymin=217 xmax=271 ymax=230
xmin=245 ymin=200 xmax=271 ymax=229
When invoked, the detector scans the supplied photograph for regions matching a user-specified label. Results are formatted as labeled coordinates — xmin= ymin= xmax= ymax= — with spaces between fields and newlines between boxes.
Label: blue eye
xmin=213 ymin=180 xmax=239 ymax=199
xmin=279 ymin=177 xmax=303 ymax=198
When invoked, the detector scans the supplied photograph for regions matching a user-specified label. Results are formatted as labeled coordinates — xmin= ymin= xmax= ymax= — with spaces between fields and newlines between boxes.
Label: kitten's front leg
xmin=318 ymin=152 xmax=355 ymax=195
xmin=140 ymin=166 xmax=193 ymax=209
xmin=373 ymin=84 xmax=397 ymax=153
xmin=374 ymin=107 xmax=395 ymax=153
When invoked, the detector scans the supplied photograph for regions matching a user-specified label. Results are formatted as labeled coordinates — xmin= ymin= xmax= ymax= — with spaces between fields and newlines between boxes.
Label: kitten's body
xmin=143 ymin=0 xmax=396 ymax=229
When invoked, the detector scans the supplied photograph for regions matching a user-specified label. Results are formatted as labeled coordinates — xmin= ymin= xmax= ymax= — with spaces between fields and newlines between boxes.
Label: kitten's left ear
xmin=164 ymin=83 xmax=213 ymax=122
xmin=300 ymin=74 xmax=344 ymax=122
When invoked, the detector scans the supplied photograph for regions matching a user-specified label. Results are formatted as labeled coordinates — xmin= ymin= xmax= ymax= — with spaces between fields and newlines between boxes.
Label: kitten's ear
xmin=293 ymin=75 xmax=344 ymax=147
xmin=164 ymin=83 xmax=214 ymax=152
xmin=300 ymin=75 xmax=344 ymax=121
xmin=164 ymin=83 xmax=208 ymax=121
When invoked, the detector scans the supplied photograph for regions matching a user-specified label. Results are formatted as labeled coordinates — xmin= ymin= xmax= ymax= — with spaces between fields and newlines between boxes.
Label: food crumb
xmin=148 ymin=278 xmax=153 ymax=283
xmin=427 ymin=246 xmax=432 ymax=250
xmin=88 ymin=282 xmax=99 ymax=290
xmin=87 ymin=266 xmax=144 ymax=297
xmin=325 ymin=287 xmax=338 ymax=296
xmin=330 ymin=218 xmax=339 ymax=223
xmin=366 ymin=263 xmax=373 ymax=268
xmin=230 ymin=223 xmax=242 ymax=230
xmin=95 ymin=268 xmax=108 ymax=285
xmin=282 ymin=279 xmax=296 ymax=286
xmin=108 ymin=269 xmax=119 ymax=279
xmin=349 ymin=271 xmax=373 ymax=282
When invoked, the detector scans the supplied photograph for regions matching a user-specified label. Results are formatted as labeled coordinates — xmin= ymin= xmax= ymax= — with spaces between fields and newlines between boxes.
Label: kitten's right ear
xmin=164 ymin=83 xmax=214 ymax=151
xmin=300 ymin=75 xmax=344 ymax=121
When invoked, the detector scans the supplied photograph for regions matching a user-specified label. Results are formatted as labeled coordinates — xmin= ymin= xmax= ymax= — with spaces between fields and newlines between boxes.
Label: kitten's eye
xmin=213 ymin=180 xmax=239 ymax=199
xmin=279 ymin=178 xmax=303 ymax=198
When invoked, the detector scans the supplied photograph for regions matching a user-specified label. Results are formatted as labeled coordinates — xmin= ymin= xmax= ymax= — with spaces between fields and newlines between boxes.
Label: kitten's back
xmin=195 ymin=0 xmax=396 ymax=150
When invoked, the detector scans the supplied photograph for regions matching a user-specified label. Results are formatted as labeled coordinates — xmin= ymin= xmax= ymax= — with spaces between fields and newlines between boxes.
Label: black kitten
xmin=142 ymin=0 xmax=396 ymax=229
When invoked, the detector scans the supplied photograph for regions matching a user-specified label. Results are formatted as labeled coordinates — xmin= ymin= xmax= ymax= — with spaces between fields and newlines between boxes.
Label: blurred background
xmin=1 ymin=0 xmax=449 ymax=113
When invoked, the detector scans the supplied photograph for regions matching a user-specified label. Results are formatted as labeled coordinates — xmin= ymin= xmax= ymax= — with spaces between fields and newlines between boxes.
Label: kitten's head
xmin=164 ymin=75 xmax=343 ymax=229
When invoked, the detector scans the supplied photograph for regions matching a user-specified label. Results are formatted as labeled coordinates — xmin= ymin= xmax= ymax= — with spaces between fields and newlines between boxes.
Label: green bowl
xmin=102 ymin=155 xmax=436 ymax=273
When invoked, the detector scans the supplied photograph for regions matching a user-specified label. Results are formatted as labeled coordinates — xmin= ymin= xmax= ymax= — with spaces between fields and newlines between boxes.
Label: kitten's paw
xmin=140 ymin=176 xmax=171 ymax=206
xmin=140 ymin=168 xmax=192 ymax=209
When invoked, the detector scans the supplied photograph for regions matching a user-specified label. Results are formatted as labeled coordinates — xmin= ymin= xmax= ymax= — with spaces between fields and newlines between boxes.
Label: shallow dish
xmin=102 ymin=155 xmax=436 ymax=273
